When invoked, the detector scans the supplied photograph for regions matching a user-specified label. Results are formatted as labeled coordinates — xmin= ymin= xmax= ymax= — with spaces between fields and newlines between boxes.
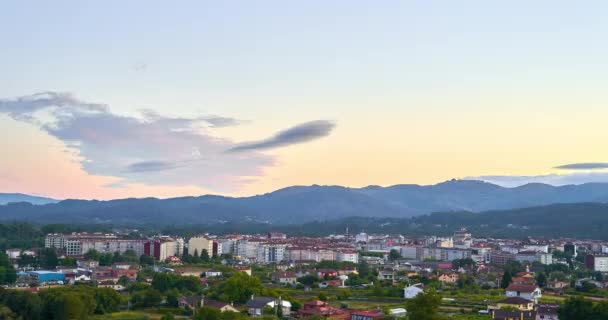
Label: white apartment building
xmin=337 ymin=251 xmax=359 ymax=264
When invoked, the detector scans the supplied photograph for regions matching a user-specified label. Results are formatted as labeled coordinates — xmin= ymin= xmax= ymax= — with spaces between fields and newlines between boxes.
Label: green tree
xmin=93 ymin=287 xmax=122 ymax=314
xmin=536 ymin=272 xmax=547 ymax=288
xmin=201 ymin=249 xmax=210 ymax=262
xmin=389 ymin=249 xmax=401 ymax=261
xmin=140 ymin=254 xmax=155 ymax=266
xmin=152 ymin=273 xmax=173 ymax=293
xmin=558 ymin=296 xmax=594 ymax=320
xmin=143 ymin=288 xmax=162 ymax=307
xmin=117 ymin=275 xmax=130 ymax=287
xmin=500 ymin=271 xmax=512 ymax=289
xmin=38 ymin=248 xmax=59 ymax=269
xmin=98 ymin=253 xmax=113 ymax=266
xmin=84 ymin=249 xmax=101 ymax=261
xmin=195 ymin=306 xmax=222 ymax=320
xmin=166 ymin=289 xmax=180 ymax=307
xmin=297 ymin=274 xmax=320 ymax=285
xmin=218 ymin=272 xmax=263 ymax=303
xmin=318 ymin=292 xmax=328 ymax=302
xmin=405 ymin=290 xmax=443 ymax=320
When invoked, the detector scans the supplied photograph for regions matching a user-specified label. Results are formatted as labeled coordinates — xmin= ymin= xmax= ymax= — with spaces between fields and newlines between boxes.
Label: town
xmin=2 ymin=226 xmax=608 ymax=319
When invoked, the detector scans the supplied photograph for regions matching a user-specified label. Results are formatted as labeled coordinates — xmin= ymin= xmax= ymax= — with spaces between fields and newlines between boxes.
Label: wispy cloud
xmin=228 ymin=120 xmax=336 ymax=152
xmin=0 ymin=92 xmax=274 ymax=192
xmin=555 ymin=162 xmax=608 ymax=170
xmin=126 ymin=160 xmax=181 ymax=173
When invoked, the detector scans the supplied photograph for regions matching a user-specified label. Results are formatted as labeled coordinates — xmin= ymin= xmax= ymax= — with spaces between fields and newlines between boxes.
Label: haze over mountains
xmin=0 ymin=193 xmax=58 ymax=205
xmin=3 ymin=179 xmax=608 ymax=225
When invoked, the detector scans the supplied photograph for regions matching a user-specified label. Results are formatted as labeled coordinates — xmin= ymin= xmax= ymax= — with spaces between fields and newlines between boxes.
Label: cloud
xmin=126 ymin=160 xmax=181 ymax=173
xmin=0 ymin=92 xmax=274 ymax=192
xmin=554 ymin=162 xmax=608 ymax=170
xmin=203 ymin=116 xmax=242 ymax=128
xmin=228 ymin=120 xmax=335 ymax=152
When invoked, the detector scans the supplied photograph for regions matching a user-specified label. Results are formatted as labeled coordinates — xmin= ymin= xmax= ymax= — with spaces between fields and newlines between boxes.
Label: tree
xmin=143 ymin=288 xmax=162 ymax=307
xmin=536 ymin=272 xmax=547 ymax=288
xmin=405 ymin=290 xmax=443 ymax=320
xmin=195 ymin=306 xmax=222 ymax=320
xmin=318 ymin=292 xmax=328 ymax=302
xmin=297 ymin=274 xmax=319 ymax=286
xmin=558 ymin=296 xmax=594 ymax=319
xmin=357 ymin=261 xmax=371 ymax=279
xmin=117 ymin=275 xmax=130 ymax=287
xmin=218 ymin=272 xmax=263 ymax=303
xmin=84 ymin=249 xmax=100 ymax=261
xmin=38 ymin=248 xmax=58 ymax=269
xmin=166 ymin=289 xmax=180 ymax=307
xmin=201 ymin=249 xmax=210 ymax=262
xmin=452 ymin=258 xmax=476 ymax=270
xmin=151 ymin=273 xmax=173 ymax=293
xmin=140 ymin=254 xmax=154 ymax=266
xmin=93 ymin=287 xmax=122 ymax=314
xmin=0 ymin=252 xmax=17 ymax=284
xmin=98 ymin=253 xmax=113 ymax=266
xmin=389 ymin=249 xmax=401 ymax=261
xmin=501 ymin=271 xmax=512 ymax=289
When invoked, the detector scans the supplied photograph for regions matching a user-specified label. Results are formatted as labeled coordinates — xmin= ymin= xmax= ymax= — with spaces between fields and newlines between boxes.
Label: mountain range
xmin=3 ymin=179 xmax=608 ymax=225
xmin=0 ymin=193 xmax=58 ymax=205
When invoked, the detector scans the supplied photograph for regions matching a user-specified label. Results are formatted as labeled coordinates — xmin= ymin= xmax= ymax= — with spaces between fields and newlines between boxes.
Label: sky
xmin=2 ymin=1 xmax=608 ymax=200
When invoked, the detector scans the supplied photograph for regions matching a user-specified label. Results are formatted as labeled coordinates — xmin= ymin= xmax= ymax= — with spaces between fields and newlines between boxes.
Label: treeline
xmin=4 ymin=202 xmax=608 ymax=241
xmin=0 ymin=286 xmax=123 ymax=320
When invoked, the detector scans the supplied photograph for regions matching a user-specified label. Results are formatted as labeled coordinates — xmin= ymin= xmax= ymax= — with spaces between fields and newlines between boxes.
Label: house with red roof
xmin=297 ymin=300 xmax=349 ymax=319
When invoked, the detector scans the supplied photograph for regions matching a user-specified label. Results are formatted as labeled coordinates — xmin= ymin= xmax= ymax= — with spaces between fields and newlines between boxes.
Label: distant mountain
xmin=0 ymin=193 xmax=58 ymax=205
xmin=3 ymin=180 xmax=608 ymax=225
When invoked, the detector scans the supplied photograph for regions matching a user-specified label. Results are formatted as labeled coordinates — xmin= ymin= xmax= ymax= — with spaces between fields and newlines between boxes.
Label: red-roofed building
xmin=297 ymin=300 xmax=349 ymax=319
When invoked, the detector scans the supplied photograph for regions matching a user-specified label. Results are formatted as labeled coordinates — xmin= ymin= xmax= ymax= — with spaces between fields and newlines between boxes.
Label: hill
xmin=0 ymin=193 xmax=58 ymax=205
xmin=3 ymin=180 xmax=608 ymax=225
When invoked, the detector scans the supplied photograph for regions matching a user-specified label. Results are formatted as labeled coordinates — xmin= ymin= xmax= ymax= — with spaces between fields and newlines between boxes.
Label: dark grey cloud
xmin=0 ymin=91 xmax=274 ymax=192
xmin=228 ymin=120 xmax=336 ymax=152
xmin=126 ymin=160 xmax=180 ymax=173
xmin=554 ymin=162 xmax=608 ymax=170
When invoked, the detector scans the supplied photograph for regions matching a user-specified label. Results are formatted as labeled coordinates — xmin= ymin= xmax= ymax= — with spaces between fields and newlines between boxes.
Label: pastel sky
xmin=2 ymin=1 xmax=608 ymax=200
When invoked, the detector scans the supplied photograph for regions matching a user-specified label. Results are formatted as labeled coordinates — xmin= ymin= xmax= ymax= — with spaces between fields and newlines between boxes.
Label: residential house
xmin=377 ymin=268 xmax=395 ymax=281
xmin=319 ymin=280 xmax=342 ymax=288
xmin=535 ymin=304 xmax=559 ymax=320
xmin=297 ymin=300 xmax=349 ymax=319
xmin=438 ymin=272 xmax=459 ymax=284
xmin=203 ymin=298 xmax=239 ymax=313
xmin=491 ymin=310 xmax=537 ymax=320
xmin=234 ymin=266 xmax=252 ymax=276
xmin=546 ymin=280 xmax=568 ymax=291
xmin=272 ymin=272 xmax=297 ymax=285
xmin=205 ymin=270 xmax=223 ymax=277
xmin=387 ymin=308 xmax=407 ymax=318
xmin=403 ymin=284 xmax=424 ymax=299
xmin=97 ymin=280 xmax=125 ymax=291
xmin=76 ymin=260 xmax=99 ymax=269
xmin=179 ymin=296 xmax=204 ymax=309
xmin=489 ymin=297 xmax=534 ymax=311
xmin=246 ymin=297 xmax=291 ymax=317
xmin=506 ymin=284 xmax=542 ymax=303
xmin=317 ymin=269 xmax=338 ymax=279
xmin=350 ymin=310 xmax=384 ymax=320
